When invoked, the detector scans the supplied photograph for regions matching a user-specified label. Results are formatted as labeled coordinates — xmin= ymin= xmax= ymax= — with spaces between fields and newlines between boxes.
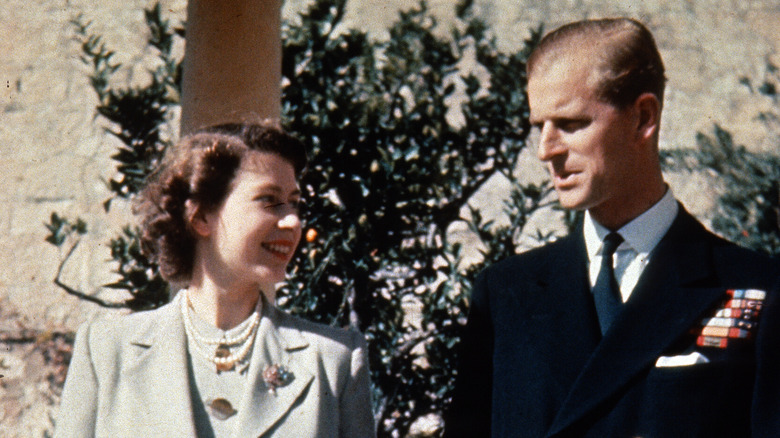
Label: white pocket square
xmin=655 ymin=352 xmax=710 ymax=367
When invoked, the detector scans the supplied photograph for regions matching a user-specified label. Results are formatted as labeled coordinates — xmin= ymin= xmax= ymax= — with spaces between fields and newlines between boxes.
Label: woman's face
xmin=197 ymin=151 xmax=302 ymax=295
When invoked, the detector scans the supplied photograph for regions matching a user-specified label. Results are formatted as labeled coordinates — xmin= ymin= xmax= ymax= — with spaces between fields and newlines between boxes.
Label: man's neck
xmin=589 ymin=180 xmax=667 ymax=231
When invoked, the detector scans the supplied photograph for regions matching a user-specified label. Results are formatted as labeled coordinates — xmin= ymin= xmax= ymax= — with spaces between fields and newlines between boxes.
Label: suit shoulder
xmin=80 ymin=300 xmax=175 ymax=352
xmin=275 ymin=310 xmax=366 ymax=354
xmin=710 ymin=237 xmax=780 ymax=285
xmin=710 ymin=234 xmax=777 ymax=265
xmin=675 ymin=209 xmax=779 ymax=284
xmin=481 ymin=236 xmax=575 ymax=281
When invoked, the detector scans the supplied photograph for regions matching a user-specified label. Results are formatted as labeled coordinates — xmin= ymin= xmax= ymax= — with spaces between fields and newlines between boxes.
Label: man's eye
xmin=557 ymin=119 xmax=588 ymax=133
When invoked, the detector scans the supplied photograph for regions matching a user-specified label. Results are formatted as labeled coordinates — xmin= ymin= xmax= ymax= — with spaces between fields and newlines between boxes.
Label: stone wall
xmin=1 ymin=0 xmax=778 ymax=435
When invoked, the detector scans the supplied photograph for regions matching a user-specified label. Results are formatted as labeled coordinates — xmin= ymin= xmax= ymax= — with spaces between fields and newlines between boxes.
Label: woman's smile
xmin=262 ymin=239 xmax=296 ymax=260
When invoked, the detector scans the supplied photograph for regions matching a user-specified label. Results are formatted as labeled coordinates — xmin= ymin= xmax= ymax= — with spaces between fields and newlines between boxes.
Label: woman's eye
xmin=288 ymin=199 xmax=303 ymax=212
xmin=257 ymin=195 xmax=282 ymax=208
xmin=256 ymin=195 xmax=303 ymax=212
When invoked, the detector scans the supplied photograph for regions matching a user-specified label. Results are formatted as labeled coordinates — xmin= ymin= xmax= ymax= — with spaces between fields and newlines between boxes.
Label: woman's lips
xmin=261 ymin=240 xmax=294 ymax=259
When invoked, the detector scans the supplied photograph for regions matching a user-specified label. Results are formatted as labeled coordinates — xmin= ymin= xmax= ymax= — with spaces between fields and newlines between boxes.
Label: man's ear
xmin=186 ymin=200 xmax=212 ymax=238
xmin=633 ymin=93 xmax=661 ymax=142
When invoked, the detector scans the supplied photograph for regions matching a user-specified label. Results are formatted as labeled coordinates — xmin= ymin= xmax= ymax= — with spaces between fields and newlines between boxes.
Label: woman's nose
xmin=278 ymin=211 xmax=301 ymax=229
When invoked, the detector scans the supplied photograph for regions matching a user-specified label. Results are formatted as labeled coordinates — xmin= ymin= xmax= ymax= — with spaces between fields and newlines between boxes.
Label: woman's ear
xmin=186 ymin=200 xmax=212 ymax=238
xmin=633 ymin=92 xmax=661 ymax=142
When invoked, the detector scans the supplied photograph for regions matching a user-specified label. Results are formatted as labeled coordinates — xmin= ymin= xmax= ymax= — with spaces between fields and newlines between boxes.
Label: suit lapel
xmin=123 ymin=293 xmax=198 ymax=436
xmin=547 ymin=208 xmax=725 ymax=437
xmin=231 ymin=305 xmax=314 ymax=438
xmin=520 ymin=231 xmax=601 ymax=389
xmin=121 ymin=295 xmax=315 ymax=438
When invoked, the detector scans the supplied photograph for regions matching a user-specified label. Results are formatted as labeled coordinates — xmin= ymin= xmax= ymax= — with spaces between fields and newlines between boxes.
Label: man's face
xmin=528 ymin=58 xmax=639 ymax=220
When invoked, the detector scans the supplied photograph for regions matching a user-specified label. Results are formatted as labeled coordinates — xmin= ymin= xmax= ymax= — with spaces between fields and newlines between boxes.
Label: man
xmin=445 ymin=18 xmax=780 ymax=437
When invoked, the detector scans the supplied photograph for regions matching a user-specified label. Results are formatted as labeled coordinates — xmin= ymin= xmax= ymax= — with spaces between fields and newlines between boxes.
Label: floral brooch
xmin=263 ymin=364 xmax=294 ymax=394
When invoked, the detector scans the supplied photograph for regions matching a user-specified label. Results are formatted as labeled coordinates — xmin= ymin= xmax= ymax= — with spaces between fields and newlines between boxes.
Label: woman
xmin=56 ymin=122 xmax=375 ymax=438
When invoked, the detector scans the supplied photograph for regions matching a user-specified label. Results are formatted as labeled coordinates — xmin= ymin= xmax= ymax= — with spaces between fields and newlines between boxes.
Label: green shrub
xmin=662 ymin=61 xmax=780 ymax=257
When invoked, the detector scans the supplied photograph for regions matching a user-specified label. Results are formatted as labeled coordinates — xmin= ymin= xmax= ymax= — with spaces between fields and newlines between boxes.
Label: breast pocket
xmin=638 ymin=360 xmax=754 ymax=436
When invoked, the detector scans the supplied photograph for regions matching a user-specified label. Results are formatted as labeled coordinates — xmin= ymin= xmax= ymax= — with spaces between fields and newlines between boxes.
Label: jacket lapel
xmin=231 ymin=305 xmax=314 ymax=438
xmin=519 ymin=231 xmax=602 ymax=391
xmin=547 ymin=207 xmax=725 ymax=437
xmin=122 ymin=293 xmax=198 ymax=437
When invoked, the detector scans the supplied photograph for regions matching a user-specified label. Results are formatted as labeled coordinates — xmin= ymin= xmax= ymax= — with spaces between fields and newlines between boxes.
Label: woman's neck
xmin=186 ymin=280 xmax=263 ymax=331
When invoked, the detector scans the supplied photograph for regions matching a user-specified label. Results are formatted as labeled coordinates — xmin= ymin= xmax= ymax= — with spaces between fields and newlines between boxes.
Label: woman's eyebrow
xmin=252 ymin=184 xmax=301 ymax=197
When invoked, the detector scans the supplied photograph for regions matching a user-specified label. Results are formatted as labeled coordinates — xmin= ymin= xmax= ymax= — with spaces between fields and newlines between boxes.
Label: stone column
xmin=180 ymin=0 xmax=282 ymax=135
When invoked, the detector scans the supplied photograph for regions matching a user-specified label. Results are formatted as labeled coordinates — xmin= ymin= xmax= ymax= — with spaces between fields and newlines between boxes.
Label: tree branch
xmin=53 ymin=240 xmax=126 ymax=309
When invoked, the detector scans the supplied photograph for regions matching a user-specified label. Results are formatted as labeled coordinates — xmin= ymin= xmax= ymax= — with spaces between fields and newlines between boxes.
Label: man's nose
xmin=536 ymin=123 xmax=564 ymax=161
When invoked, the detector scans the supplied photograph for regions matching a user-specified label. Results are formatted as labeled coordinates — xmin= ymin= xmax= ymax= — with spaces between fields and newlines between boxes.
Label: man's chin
xmin=556 ymin=192 xmax=590 ymax=211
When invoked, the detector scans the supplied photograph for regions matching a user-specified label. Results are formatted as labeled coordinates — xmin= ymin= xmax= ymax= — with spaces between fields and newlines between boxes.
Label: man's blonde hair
xmin=527 ymin=18 xmax=666 ymax=109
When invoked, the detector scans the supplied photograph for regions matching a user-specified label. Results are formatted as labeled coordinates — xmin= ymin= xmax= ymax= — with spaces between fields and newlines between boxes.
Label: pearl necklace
xmin=181 ymin=291 xmax=262 ymax=373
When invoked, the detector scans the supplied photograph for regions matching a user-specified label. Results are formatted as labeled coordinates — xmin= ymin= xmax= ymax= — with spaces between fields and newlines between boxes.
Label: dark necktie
xmin=593 ymin=232 xmax=624 ymax=334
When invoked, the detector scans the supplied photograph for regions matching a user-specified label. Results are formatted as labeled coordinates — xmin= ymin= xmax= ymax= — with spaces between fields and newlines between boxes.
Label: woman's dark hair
xmin=135 ymin=121 xmax=307 ymax=283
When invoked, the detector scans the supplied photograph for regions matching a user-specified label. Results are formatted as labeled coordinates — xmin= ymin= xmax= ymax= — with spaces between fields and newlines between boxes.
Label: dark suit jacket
xmin=445 ymin=206 xmax=780 ymax=437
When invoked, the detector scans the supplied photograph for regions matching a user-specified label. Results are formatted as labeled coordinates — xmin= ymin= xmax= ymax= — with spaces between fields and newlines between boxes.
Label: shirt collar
xmin=584 ymin=187 xmax=678 ymax=261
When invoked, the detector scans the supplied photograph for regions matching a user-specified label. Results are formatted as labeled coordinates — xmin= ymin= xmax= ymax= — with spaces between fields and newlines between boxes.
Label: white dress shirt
xmin=584 ymin=188 xmax=678 ymax=303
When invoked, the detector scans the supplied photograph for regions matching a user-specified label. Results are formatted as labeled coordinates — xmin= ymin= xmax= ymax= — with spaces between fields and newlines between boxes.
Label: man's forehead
xmin=530 ymin=47 xmax=602 ymax=85
xmin=528 ymin=57 xmax=602 ymax=115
